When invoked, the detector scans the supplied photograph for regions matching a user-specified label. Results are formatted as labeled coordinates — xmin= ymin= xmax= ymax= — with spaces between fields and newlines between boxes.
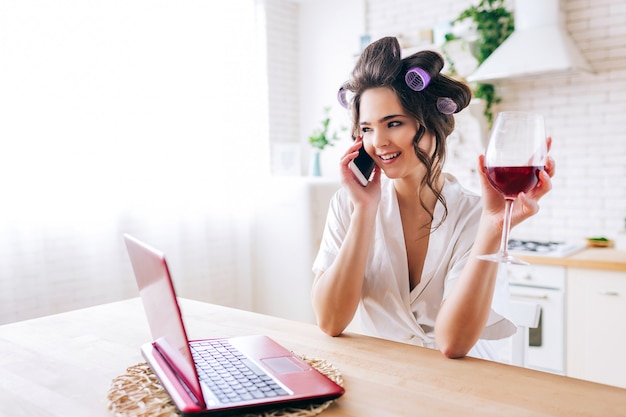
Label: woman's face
xmin=358 ymin=87 xmax=434 ymax=181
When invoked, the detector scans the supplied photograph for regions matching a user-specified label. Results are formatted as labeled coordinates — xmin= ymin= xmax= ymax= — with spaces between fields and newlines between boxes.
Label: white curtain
xmin=0 ymin=0 xmax=269 ymax=324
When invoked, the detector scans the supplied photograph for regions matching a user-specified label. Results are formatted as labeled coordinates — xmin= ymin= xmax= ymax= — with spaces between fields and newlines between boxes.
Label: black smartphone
xmin=348 ymin=145 xmax=376 ymax=186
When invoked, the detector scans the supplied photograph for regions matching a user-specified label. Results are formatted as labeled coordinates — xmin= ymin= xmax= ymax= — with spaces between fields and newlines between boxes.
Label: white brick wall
xmin=364 ymin=0 xmax=626 ymax=242
xmin=266 ymin=0 xmax=300 ymax=148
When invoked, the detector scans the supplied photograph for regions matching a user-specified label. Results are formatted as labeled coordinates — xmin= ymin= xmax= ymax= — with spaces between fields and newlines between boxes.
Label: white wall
xmin=298 ymin=0 xmax=626 ymax=243
xmin=298 ymin=0 xmax=365 ymax=179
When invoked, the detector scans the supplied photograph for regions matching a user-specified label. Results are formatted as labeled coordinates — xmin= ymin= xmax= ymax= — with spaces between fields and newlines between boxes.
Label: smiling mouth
xmin=379 ymin=152 xmax=401 ymax=161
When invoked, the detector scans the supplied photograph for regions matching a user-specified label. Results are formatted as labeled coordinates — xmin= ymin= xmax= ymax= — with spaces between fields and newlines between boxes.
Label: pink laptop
xmin=124 ymin=234 xmax=344 ymax=416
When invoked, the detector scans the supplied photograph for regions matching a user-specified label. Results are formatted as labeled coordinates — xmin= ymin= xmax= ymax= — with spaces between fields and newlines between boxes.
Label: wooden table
xmin=0 ymin=298 xmax=624 ymax=417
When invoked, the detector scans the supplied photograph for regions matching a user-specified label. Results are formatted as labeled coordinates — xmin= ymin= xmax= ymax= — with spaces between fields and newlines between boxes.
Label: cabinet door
xmin=567 ymin=268 xmax=626 ymax=388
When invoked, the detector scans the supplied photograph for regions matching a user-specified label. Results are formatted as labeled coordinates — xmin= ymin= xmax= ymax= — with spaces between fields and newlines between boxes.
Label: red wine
xmin=486 ymin=166 xmax=543 ymax=198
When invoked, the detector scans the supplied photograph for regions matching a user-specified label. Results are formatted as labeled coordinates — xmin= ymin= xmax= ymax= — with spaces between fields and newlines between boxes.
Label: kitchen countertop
xmin=518 ymin=248 xmax=626 ymax=272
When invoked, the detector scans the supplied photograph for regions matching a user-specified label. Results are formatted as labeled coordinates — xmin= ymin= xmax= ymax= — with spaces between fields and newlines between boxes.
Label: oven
xmin=506 ymin=263 xmax=566 ymax=375
xmin=502 ymin=239 xmax=585 ymax=374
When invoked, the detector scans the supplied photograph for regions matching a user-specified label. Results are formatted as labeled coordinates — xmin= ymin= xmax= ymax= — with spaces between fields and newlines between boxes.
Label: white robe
xmin=313 ymin=173 xmax=516 ymax=361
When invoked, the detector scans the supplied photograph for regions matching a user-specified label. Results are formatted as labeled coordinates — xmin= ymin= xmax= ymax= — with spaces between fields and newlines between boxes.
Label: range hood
xmin=467 ymin=0 xmax=593 ymax=83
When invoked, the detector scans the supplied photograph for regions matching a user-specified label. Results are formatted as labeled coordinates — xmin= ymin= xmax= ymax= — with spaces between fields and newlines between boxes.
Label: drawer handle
xmin=511 ymin=293 xmax=549 ymax=300
xmin=598 ymin=289 xmax=619 ymax=296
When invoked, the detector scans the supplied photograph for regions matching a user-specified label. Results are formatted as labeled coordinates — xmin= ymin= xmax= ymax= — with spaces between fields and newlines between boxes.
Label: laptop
xmin=123 ymin=234 xmax=344 ymax=416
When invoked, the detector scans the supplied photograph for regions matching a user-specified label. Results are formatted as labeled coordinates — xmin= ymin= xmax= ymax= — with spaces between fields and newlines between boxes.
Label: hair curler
xmin=337 ymin=85 xmax=350 ymax=109
xmin=405 ymin=67 xmax=431 ymax=91
xmin=436 ymin=97 xmax=458 ymax=114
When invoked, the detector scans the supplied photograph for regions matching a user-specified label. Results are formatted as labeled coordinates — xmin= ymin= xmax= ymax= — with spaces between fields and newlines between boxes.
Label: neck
xmin=394 ymin=173 xmax=444 ymax=206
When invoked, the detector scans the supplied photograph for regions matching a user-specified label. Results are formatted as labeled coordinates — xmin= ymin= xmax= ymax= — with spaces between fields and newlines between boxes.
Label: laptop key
xmin=191 ymin=341 xmax=290 ymax=404
xmin=250 ymin=390 xmax=266 ymax=399
xmin=240 ymin=358 xmax=266 ymax=376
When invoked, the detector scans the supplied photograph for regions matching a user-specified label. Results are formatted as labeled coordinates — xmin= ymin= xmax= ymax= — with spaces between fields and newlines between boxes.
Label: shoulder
xmin=441 ymin=173 xmax=482 ymax=226
xmin=442 ymin=173 xmax=481 ymax=209
xmin=330 ymin=186 xmax=351 ymax=209
xmin=327 ymin=186 xmax=354 ymax=227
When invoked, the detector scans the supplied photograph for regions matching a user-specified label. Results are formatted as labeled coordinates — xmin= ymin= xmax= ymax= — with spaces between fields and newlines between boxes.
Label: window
xmin=0 ymin=0 xmax=269 ymax=322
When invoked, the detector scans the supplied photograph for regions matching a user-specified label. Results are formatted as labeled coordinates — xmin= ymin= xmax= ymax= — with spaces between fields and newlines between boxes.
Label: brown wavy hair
xmin=341 ymin=36 xmax=472 ymax=228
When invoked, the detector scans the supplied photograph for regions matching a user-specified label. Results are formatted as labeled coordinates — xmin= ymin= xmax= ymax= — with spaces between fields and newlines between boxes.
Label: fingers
xmin=529 ymin=136 xmax=554 ymax=199
xmin=527 ymin=134 xmax=555 ymax=198
xmin=516 ymin=191 xmax=540 ymax=217
xmin=342 ymin=137 xmax=362 ymax=161
xmin=538 ymin=168 xmax=553 ymax=193
xmin=369 ymin=165 xmax=381 ymax=186
xmin=544 ymin=136 xmax=555 ymax=178
xmin=512 ymin=156 xmax=553 ymax=225
xmin=477 ymin=154 xmax=486 ymax=172
xmin=476 ymin=154 xmax=489 ymax=184
xmin=523 ymin=166 xmax=552 ymax=204
xmin=341 ymin=138 xmax=361 ymax=165
xmin=544 ymin=155 xmax=556 ymax=178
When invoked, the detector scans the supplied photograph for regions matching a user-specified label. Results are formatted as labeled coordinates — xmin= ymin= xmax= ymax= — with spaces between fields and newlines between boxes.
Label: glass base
xmin=477 ymin=253 xmax=529 ymax=266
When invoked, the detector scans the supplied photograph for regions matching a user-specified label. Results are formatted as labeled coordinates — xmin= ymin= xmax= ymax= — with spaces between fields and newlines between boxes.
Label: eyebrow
xmin=360 ymin=114 xmax=408 ymax=126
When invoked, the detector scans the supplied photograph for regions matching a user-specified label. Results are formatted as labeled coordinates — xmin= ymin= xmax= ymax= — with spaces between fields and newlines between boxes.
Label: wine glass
xmin=477 ymin=111 xmax=548 ymax=265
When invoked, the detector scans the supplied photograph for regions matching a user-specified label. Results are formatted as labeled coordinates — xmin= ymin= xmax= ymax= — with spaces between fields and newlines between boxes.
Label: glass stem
xmin=499 ymin=198 xmax=515 ymax=256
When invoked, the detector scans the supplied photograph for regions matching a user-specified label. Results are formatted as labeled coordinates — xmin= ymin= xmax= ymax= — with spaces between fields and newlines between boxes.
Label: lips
xmin=378 ymin=151 xmax=401 ymax=161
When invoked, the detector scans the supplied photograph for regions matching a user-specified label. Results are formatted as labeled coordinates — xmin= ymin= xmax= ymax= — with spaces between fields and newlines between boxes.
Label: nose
xmin=371 ymin=130 xmax=389 ymax=148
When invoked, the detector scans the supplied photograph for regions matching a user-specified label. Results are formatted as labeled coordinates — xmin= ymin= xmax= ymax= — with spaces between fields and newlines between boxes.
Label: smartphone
xmin=348 ymin=145 xmax=376 ymax=186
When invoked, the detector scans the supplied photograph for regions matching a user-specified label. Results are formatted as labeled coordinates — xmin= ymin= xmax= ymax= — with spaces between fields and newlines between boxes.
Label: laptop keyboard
xmin=191 ymin=339 xmax=290 ymax=404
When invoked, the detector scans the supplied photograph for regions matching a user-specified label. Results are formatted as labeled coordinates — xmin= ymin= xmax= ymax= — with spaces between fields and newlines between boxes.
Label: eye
xmin=361 ymin=126 xmax=372 ymax=133
xmin=388 ymin=121 xmax=401 ymax=128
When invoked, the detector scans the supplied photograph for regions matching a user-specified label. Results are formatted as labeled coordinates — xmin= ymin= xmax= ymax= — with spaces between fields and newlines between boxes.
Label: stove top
xmin=507 ymin=239 xmax=586 ymax=258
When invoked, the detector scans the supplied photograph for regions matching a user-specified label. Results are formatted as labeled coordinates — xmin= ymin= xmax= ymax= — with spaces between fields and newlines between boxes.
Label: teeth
xmin=380 ymin=152 xmax=400 ymax=160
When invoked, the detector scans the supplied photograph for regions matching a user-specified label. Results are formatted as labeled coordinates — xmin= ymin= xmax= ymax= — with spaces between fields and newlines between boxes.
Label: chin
xmin=380 ymin=169 xmax=398 ymax=179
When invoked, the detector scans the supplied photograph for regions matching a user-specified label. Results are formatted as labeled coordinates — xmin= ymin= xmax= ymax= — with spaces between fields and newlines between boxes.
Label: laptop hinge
xmin=149 ymin=342 xmax=204 ymax=408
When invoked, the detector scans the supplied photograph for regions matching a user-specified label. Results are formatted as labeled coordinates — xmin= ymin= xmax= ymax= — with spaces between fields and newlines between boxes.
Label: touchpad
xmin=261 ymin=356 xmax=307 ymax=374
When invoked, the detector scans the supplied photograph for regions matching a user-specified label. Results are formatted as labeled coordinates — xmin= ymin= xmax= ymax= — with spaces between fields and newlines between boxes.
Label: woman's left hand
xmin=478 ymin=137 xmax=555 ymax=230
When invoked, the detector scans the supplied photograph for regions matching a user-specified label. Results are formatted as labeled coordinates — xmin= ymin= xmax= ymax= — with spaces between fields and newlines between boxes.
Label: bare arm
xmin=434 ymin=216 xmax=501 ymax=358
xmin=311 ymin=141 xmax=381 ymax=336
xmin=311 ymin=205 xmax=377 ymax=335
xmin=435 ymin=144 xmax=555 ymax=358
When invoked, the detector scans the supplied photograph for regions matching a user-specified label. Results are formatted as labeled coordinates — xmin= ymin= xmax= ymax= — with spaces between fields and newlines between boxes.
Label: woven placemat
xmin=107 ymin=355 xmax=343 ymax=417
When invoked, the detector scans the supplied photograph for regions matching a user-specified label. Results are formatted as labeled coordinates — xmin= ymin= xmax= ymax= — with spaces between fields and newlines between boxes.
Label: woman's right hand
xmin=341 ymin=138 xmax=382 ymax=211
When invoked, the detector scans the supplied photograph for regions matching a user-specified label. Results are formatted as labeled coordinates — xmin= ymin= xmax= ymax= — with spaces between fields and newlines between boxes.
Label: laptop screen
xmin=124 ymin=234 xmax=203 ymax=400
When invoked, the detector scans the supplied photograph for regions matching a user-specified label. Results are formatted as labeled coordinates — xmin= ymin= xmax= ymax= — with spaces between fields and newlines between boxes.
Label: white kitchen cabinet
xmin=251 ymin=177 xmax=340 ymax=323
xmin=567 ymin=268 xmax=626 ymax=388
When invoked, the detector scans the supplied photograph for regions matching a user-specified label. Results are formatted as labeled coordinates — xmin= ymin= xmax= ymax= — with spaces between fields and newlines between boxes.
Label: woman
xmin=311 ymin=37 xmax=555 ymax=360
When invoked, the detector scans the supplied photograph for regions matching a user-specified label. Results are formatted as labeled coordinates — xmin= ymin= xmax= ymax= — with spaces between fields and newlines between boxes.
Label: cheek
xmin=361 ymin=139 xmax=375 ymax=155
xmin=416 ymin=132 xmax=436 ymax=156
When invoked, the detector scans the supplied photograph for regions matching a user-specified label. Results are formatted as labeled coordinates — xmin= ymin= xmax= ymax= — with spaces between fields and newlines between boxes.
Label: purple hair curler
xmin=337 ymin=85 xmax=350 ymax=109
xmin=437 ymin=97 xmax=457 ymax=114
xmin=405 ymin=67 xmax=431 ymax=91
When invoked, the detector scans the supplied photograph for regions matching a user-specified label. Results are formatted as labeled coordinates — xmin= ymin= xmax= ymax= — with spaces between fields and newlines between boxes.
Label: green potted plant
xmin=444 ymin=0 xmax=514 ymax=126
xmin=308 ymin=106 xmax=346 ymax=176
